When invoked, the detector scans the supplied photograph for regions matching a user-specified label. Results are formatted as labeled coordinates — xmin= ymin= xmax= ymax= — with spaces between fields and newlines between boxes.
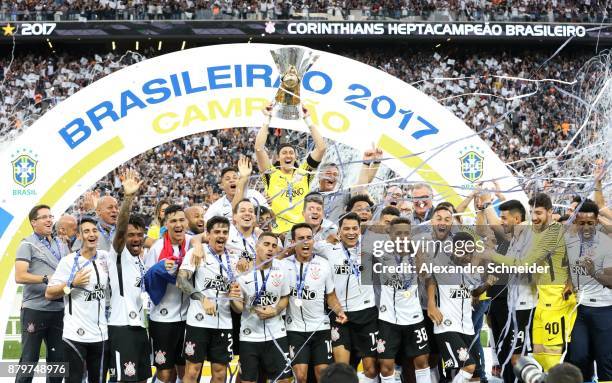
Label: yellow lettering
xmin=183 ymin=105 xmax=208 ymax=127
xmin=208 ymin=98 xmax=241 ymax=119
xmin=152 ymin=112 xmax=180 ymax=134
xmin=322 ymin=111 xmax=350 ymax=133
xmin=246 ymin=98 xmax=268 ymax=116
xmin=302 ymin=102 xmax=319 ymax=125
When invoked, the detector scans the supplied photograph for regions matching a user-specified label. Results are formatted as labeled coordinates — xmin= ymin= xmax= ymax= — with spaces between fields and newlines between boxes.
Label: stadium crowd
xmin=1 ymin=46 xmax=603 ymax=209
xmin=1 ymin=0 xmax=609 ymax=22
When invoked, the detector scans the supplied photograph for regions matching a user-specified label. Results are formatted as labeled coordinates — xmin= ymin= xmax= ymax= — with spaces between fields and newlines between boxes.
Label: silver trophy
xmin=270 ymin=46 xmax=320 ymax=120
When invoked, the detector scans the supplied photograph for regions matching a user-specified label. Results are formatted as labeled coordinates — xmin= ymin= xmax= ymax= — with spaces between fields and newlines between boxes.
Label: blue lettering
xmin=246 ymin=64 xmax=273 ymax=87
xmin=86 ymin=101 xmax=119 ymax=132
xmin=234 ymin=65 xmax=243 ymax=87
xmin=142 ymin=78 xmax=171 ymax=104
xmin=120 ymin=90 xmax=147 ymax=118
xmin=59 ymin=118 xmax=91 ymax=149
xmin=207 ymin=65 xmax=232 ymax=89
xmin=181 ymin=71 xmax=207 ymax=94
xmin=169 ymin=73 xmax=182 ymax=96
xmin=303 ymin=71 xmax=332 ymax=95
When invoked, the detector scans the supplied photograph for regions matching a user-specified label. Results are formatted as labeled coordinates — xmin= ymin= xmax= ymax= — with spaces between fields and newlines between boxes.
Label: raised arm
xmin=113 ymin=169 xmax=143 ymax=254
xmin=303 ymin=106 xmax=327 ymax=163
xmin=456 ymin=189 xmax=478 ymax=214
xmin=254 ymin=104 xmax=273 ymax=173
xmin=594 ymin=159 xmax=606 ymax=209
xmin=232 ymin=156 xmax=253 ymax=211
xmin=352 ymin=144 xmax=383 ymax=196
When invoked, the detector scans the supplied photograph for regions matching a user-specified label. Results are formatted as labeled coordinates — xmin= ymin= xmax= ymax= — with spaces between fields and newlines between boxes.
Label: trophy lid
xmin=270 ymin=46 xmax=320 ymax=78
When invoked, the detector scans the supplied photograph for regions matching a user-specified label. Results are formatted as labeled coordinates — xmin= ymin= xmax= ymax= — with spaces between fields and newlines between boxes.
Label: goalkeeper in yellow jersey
xmin=481 ymin=193 xmax=576 ymax=371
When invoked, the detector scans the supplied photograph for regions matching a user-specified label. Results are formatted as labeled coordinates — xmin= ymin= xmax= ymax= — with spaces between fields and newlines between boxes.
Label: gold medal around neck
xmin=63 ymin=286 xmax=72 ymax=295
xmin=403 ymin=290 xmax=411 ymax=298
xmin=295 ymin=298 xmax=303 ymax=307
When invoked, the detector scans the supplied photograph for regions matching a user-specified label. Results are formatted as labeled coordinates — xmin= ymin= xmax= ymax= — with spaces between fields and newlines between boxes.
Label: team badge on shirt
xmin=457 ymin=347 xmax=469 ymax=362
xmin=26 ymin=323 xmax=35 ymax=333
xmin=376 ymin=339 xmax=386 ymax=353
xmin=331 ymin=326 xmax=340 ymax=341
xmin=155 ymin=350 xmax=166 ymax=365
xmin=185 ymin=341 xmax=196 ymax=356
xmin=77 ymin=328 xmax=85 ymax=336
xmin=124 ymin=361 xmax=136 ymax=377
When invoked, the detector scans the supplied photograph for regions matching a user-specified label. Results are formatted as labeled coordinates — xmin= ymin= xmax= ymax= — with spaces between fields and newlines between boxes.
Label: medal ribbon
xmin=208 ymin=245 xmax=235 ymax=282
xmin=67 ymin=251 xmax=97 ymax=289
xmin=292 ymin=256 xmax=314 ymax=301
xmin=394 ymin=253 xmax=415 ymax=290
xmin=97 ymin=223 xmax=115 ymax=244
xmin=37 ymin=234 xmax=62 ymax=261
xmin=253 ymin=268 xmax=272 ymax=305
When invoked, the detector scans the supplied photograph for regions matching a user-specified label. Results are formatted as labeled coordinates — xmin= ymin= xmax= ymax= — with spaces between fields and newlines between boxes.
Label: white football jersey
xmin=378 ymin=252 xmax=423 ymax=326
xmin=107 ymin=247 xmax=147 ymax=327
xmin=567 ymin=231 xmax=612 ymax=307
xmin=181 ymin=246 xmax=239 ymax=329
xmin=237 ymin=259 xmax=290 ymax=342
xmin=145 ymin=235 xmax=192 ymax=322
xmin=50 ymin=251 xmax=110 ymax=342
xmin=204 ymin=190 xmax=269 ymax=221
xmin=282 ymin=255 xmax=335 ymax=333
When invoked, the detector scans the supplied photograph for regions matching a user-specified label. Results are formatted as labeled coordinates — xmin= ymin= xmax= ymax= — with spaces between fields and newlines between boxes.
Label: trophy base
xmin=272 ymin=104 xmax=301 ymax=120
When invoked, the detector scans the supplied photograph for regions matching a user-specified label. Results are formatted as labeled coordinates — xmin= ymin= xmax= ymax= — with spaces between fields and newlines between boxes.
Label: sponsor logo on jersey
xmin=160 ymin=308 xmax=168 ymax=316
xmin=129 ymin=311 xmax=137 ymax=319
xmin=243 ymin=328 xmax=252 ymax=335
xmin=444 ymin=319 xmax=452 ymax=327
xmin=196 ymin=313 xmax=204 ymax=321
xmin=84 ymin=284 xmax=106 ymax=301
xmin=449 ymin=286 xmax=471 ymax=299
xmin=203 ymin=275 xmax=231 ymax=292
xmin=379 ymin=305 xmax=387 ymax=313
xmin=251 ymin=291 xmax=279 ymax=306
xmin=290 ymin=287 xmax=319 ymax=301
xmin=334 ymin=264 xmax=353 ymax=275
xmin=77 ymin=328 xmax=85 ymax=336
xmin=571 ymin=263 xmax=589 ymax=276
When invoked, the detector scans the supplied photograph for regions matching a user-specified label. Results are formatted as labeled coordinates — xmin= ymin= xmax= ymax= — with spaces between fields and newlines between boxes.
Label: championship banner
xmin=0 ymin=43 xmax=526 ymax=349
xmin=1 ymin=20 xmax=609 ymax=42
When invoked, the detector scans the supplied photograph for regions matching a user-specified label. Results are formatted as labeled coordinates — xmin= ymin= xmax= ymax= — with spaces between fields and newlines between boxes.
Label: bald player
xmin=56 ymin=214 xmax=78 ymax=249
xmin=185 ymin=206 xmax=206 ymax=235
xmin=73 ymin=195 xmax=118 ymax=251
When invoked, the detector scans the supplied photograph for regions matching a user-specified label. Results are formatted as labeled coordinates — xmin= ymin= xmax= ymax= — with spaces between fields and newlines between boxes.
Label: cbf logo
xmin=11 ymin=149 xmax=38 ymax=196
xmin=458 ymin=145 xmax=484 ymax=183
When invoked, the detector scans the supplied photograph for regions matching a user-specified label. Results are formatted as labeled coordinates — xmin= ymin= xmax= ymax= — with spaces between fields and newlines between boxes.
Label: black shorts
xmin=184 ymin=325 xmax=233 ymax=364
xmin=239 ymin=337 xmax=292 ymax=381
xmin=63 ymin=339 xmax=109 ymax=383
xmin=422 ymin=310 xmax=439 ymax=354
xmin=508 ymin=308 xmax=534 ymax=353
xmin=149 ymin=320 xmax=186 ymax=369
xmin=108 ymin=326 xmax=152 ymax=382
xmin=288 ymin=330 xmax=333 ymax=366
xmin=436 ymin=332 xmax=479 ymax=370
xmin=331 ymin=307 xmax=378 ymax=357
xmin=231 ymin=310 xmax=241 ymax=355
xmin=377 ymin=320 xmax=430 ymax=360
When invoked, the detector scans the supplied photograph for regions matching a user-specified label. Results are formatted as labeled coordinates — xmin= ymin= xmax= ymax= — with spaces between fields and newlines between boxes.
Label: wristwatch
xmin=42 ymin=275 xmax=49 ymax=285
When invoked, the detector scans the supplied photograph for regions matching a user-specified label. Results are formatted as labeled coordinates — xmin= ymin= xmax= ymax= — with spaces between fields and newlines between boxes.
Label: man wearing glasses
xmin=409 ymin=184 xmax=434 ymax=224
xmin=15 ymin=205 xmax=69 ymax=383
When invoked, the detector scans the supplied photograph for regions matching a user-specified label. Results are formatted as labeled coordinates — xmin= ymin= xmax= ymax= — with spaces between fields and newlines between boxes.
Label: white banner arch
xmin=0 ymin=44 xmax=525 ymax=350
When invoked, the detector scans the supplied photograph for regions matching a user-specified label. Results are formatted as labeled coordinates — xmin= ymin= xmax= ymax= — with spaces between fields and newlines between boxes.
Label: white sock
xmin=451 ymin=369 xmax=473 ymax=383
xmin=379 ymin=373 xmax=395 ymax=383
xmin=361 ymin=374 xmax=379 ymax=383
xmin=430 ymin=367 xmax=440 ymax=383
xmin=416 ymin=367 xmax=432 ymax=383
